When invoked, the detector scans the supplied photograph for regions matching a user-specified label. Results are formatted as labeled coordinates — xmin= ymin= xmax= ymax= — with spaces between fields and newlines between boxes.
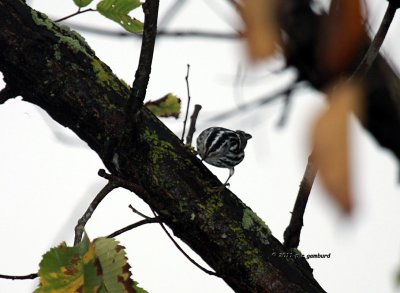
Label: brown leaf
xmin=312 ymin=82 xmax=363 ymax=214
xmin=318 ymin=0 xmax=367 ymax=76
xmin=241 ymin=0 xmax=280 ymax=60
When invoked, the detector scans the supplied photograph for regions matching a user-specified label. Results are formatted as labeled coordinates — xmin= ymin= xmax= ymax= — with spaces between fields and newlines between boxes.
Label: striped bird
xmin=196 ymin=127 xmax=252 ymax=185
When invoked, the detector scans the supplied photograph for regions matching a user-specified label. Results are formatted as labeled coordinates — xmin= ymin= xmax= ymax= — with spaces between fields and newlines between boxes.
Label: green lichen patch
xmin=242 ymin=208 xmax=271 ymax=245
xmin=91 ymin=58 xmax=129 ymax=99
xmin=31 ymin=10 xmax=93 ymax=59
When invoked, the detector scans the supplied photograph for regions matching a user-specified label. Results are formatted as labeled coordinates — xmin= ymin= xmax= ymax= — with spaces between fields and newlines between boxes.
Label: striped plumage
xmin=196 ymin=127 xmax=252 ymax=185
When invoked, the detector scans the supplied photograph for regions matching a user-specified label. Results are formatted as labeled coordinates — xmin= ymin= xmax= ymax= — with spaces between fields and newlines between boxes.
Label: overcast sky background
xmin=1 ymin=0 xmax=400 ymax=292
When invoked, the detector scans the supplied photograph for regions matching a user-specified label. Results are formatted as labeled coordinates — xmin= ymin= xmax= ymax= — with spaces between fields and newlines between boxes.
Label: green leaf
xmin=73 ymin=0 xmax=94 ymax=8
xmin=145 ymin=93 xmax=181 ymax=118
xmin=134 ymin=281 xmax=150 ymax=293
xmin=94 ymin=237 xmax=135 ymax=293
xmin=35 ymin=234 xmax=148 ymax=293
xmin=35 ymin=234 xmax=101 ymax=293
xmin=97 ymin=0 xmax=144 ymax=33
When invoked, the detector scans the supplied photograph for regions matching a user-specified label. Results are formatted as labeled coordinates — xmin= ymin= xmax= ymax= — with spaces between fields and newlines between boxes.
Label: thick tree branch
xmin=0 ymin=1 xmax=324 ymax=292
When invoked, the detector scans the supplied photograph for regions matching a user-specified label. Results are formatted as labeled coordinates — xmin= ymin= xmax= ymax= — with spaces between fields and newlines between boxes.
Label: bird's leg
xmin=223 ymin=168 xmax=235 ymax=187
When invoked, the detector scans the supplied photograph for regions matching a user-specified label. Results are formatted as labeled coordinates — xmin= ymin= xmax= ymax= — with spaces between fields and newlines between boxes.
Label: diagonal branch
xmin=353 ymin=2 xmax=398 ymax=78
xmin=283 ymin=154 xmax=317 ymax=249
xmin=127 ymin=0 xmax=160 ymax=116
xmin=0 ymin=1 xmax=325 ymax=291
xmin=74 ymin=180 xmax=118 ymax=245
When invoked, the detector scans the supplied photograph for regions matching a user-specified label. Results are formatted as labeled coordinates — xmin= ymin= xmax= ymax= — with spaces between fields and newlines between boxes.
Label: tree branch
xmin=0 ymin=1 xmax=325 ymax=291
xmin=107 ymin=218 xmax=159 ymax=238
xmin=353 ymin=2 xmax=398 ymax=78
xmin=186 ymin=104 xmax=202 ymax=146
xmin=74 ymin=181 xmax=118 ymax=245
xmin=55 ymin=8 xmax=95 ymax=23
xmin=283 ymin=154 xmax=317 ymax=249
xmin=127 ymin=0 xmax=160 ymax=117
xmin=58 ymin=24 xmax=242 ymax=39
xmin=0 ymin=273 xmax=38 ymax=280
xmin=181 ymin=64 xmax=191 ymax=141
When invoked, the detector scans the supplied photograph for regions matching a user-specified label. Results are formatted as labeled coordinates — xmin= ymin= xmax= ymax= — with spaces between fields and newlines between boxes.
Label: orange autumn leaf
xmin=241 ymin=0 xmax=279 ymax=60
xmin=313 ymin=82 xmax=363 ymax=214
xmin=318 ymin=0 xmax=367 ymax=75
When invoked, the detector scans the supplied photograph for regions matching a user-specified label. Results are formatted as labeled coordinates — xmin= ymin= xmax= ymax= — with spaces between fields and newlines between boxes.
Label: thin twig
xmin=207 ymin=83 xmax=297 ymax=122
xmin=107 ymin=218 xmax=160 ymax=238
xmin=283 ymin=154 xmax=317 ymax=249
xmin=0 ymin=273 xmax=38 ymax=280
xmin=181 ymin=64 xmax=191 ymax=141
xmin=127 ymin=0 xmax=160 ymax=117
xmin=352 ymin=3 xmax=398 ymax=78
xmin=55 ymin=8 xmax=95 ymax=23
xmin=57 ymin=24 xmax=242 ymax=39
xmin=128 ymin=204 xmax=151 ymax=219
xmin=186 ymin=104 xmax=202 ymax=145
xmin=276 ymin=85 xmax=296 ymax=127
xmin=98 ymin=169 xmax=149 ymax=197
xmin=74 ymin=181 xmax=118 ymax=245
xmin=158 ymin=0 xmax=187 ymax=28
xmin=151 ymin=210 xmax=219 ymax=276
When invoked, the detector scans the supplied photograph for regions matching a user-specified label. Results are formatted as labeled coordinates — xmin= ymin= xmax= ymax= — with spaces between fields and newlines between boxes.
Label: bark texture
xmin=0 ymin=1 xmax=326 ymax=292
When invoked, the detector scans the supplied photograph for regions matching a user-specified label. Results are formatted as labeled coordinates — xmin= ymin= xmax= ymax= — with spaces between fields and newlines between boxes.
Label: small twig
xmin=181 ymin=64 xmax=192 ymax=142
xmin=352 ymin=2 xmax=398 ymax=78
xmin=74 ymin=181 xmax=118 ymax=245
xmin=158 ymin=0 xmax=187 ymax=28
xmin=276 ymin=84 xmax=296 ymax=127
xmin=185 ymin=104 xmax=202 ymax=145
xmin=207 ymin=83 xmax=297 ymax=123
xmin=55 ymin=8 xmax=95 ymax=23
xmin=56 ymin=23 xmax=242 ymax=39
xmin=98 ymin=169 xmax=149 ymax=197
xmin=128 ymin=204 xmax=151 ymax=219
xmin=107 ymin=218 xmax=160 ymax=238
xmin=283 ymin=153 xmax=317 ymax=249
xmin=0 ymin=273 xmax=38 ymax=280
xmin=151 ymin=210 xmax=219 ymax=276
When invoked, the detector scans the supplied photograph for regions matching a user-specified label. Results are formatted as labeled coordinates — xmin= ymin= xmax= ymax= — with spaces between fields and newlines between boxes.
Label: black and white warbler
xmin=196 ymin=127 xmax=252 ymax=185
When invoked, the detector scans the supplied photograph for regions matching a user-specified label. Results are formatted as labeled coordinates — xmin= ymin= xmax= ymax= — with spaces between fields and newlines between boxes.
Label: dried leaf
xmin=313 ymin=82 xmax=363 ymax=213
xmin=241 ymin=0 xmax=279 ymax=60
xmin=145 ymin=93 xmax=181 ymax=118
xmin=318 ymin=0 xmax=367 ymax=75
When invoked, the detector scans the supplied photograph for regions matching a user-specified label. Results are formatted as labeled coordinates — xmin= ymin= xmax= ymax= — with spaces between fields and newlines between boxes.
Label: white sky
xmin=0 ymin=0 xmax=400 ymax=292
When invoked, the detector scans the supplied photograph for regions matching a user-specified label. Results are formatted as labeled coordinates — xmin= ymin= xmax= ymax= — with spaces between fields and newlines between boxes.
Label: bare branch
xmin=151 ymin=210 xmax=219 ymax=277
xmin=55 ymin=8 xmax=95 ymax=23
xmin=181 ymin=64 xmax=191 ymax=141
xmin=353 ymin=3 xmax=398 ymax=78
xmin=74 ymin=181 xmax=118 ymax=245
xmin=98 ymin=169 xmax=149 ymax=198
xmin=107 ymin=218 xmax=160 ymax=238
xmin=128 ymin=204 xmax=152 ymax=219
xmin=283 ymin=153 xmax=317 ymax=249
xmin=207 ymin=83 xmax=297 ymax=123
xmin=0 ymin=273 xmax=38 ymax=280
xmin=127 ymin=0 xmax=160 ymax=117
xmin=186 ymin=104 xmax=202 ymax=146
xmin=60 ymin=24 xmax=242 ymax=39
